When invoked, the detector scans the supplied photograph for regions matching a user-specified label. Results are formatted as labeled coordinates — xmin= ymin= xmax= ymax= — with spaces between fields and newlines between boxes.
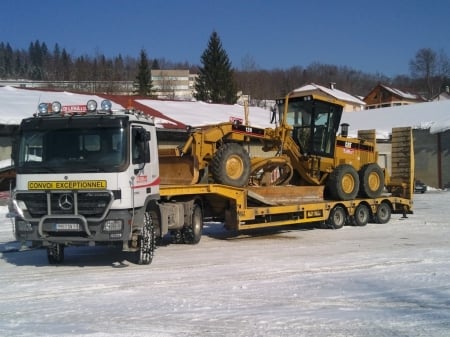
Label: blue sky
xmin=1 ymin=0 xmax=449 ymax=77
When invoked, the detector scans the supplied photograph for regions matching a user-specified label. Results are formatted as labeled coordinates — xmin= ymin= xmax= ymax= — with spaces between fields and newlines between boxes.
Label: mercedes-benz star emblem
xmin=58 ymin=194 xmax=74 ymax=211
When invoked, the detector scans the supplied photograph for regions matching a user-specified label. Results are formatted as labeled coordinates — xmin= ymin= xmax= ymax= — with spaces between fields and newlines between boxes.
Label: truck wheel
xmin=136 ymin=211 xmax=155 ymax=265
xmin=352 ymin=203 xmax=370 ymax=226
xmin=47 ymin=243 xmax=64 ymax=264
xmin=374 ymin=201 xmax=391 ymax=224
xmin=211 ymin=143 xmax=251 ymax=187
xmin=326 ymin=164 xmax=359 ymax=200
xmin=359 ymin=163 xmax=384 ymax=198
xmin=327 ymin=205 xmax=347 ymax=229
xmin=183 ymin=204 xmax=203 ymax=244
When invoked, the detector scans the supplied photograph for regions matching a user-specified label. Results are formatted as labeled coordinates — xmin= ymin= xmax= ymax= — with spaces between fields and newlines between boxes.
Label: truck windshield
xmin=16 ymin=126 xmax=128 ymax=173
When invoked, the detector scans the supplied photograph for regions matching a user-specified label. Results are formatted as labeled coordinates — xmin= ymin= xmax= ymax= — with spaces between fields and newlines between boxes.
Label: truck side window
xmin=132 ymin=127 xmax=150 ymax=164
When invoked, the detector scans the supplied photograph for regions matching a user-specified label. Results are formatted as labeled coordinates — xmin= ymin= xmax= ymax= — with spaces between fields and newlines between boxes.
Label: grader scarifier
xmin=159 ymin=92 xmax=387 ymax=201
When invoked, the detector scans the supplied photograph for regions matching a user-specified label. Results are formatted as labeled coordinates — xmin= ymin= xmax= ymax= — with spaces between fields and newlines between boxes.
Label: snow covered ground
xmin=1 ymin=191 xmax=450 ymax=337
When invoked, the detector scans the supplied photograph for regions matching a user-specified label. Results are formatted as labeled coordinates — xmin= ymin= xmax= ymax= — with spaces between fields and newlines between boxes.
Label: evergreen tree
xmin=60 ymin=48 xmax=72 ymax=81
xmin=133 ymin=49 xmax=153 ymax=96
xmin=3 ymin=43 xmax=13 ymax=77
xmin=151 ymin=59 xmax=160 ymax=70
xmin=194 ymin=31 xmax=237 ymax=104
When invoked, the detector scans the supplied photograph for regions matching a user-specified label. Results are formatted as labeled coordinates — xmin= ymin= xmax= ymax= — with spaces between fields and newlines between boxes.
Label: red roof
xmin=98 ymin=94 xmax=187 ymax=129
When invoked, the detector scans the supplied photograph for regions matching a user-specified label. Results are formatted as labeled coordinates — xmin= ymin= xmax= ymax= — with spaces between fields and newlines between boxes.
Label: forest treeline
xmin=0 ymin=40 xmax=448 ymax=100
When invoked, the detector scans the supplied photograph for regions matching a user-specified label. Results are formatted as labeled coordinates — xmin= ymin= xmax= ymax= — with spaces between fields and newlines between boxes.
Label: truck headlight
xmin=11 ymin=200 xmax=27 ymax=218
xmin=103 ymin=220 xmax=123 ymax=232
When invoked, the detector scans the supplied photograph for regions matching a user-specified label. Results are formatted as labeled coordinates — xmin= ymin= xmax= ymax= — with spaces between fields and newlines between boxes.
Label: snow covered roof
xmin=0 ymin=87 xmax=273 ymax=129
xmin=292 ymin=83 xmax=366 ymax=106
xmin=342 ymin=99 xmax=450 ymax=139
xmin=379 ymin=84 xmax=423 ymax=100
xmin=136 ymin=99 xmax=273 ymax=128
xmin=0 ymin=86 xmax=124 ymax=125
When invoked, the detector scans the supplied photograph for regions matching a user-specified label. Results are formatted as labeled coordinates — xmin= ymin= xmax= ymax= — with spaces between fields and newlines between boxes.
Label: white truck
xmin=11 ymin=100 xmax=201 ymax=264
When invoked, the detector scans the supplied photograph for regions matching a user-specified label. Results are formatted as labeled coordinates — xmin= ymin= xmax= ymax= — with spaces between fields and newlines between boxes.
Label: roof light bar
xmin=35 ymin=99 xmax=120 ymax=117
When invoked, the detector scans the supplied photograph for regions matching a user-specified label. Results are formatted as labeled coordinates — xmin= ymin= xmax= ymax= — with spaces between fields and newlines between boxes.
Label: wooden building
xmin=363 ymin=84 xmax=425 ymax=109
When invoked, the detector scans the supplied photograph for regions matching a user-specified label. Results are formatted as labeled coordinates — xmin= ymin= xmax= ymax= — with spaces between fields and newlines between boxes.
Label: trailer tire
xmin=47 ymin=243 xmax=64 ymax=264
xmin=327 ymin=205 xmax=347 ymax=229
xmin=359 ymin=163 xmax=384 ymax=198
xmin=326 ymin=164 xmax=359 ymax=200
xmin=353 ymin=203 xmax=370 ymax=226
xmin=211 ymin=143 xmax=251 ymax=187
xmin=374 ymin=201 xmax=391 ymax=224
xmin=183 ymin=204 xmax=203 ymax=244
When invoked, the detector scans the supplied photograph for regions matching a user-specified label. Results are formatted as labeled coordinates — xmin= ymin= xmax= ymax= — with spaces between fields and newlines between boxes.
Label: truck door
xmin=131 ymin=125 xmax=158 ymax=204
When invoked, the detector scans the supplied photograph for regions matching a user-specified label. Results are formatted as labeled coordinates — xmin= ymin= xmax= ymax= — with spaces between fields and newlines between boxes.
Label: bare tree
xmin=411 ymin=48 xmax=450 ymax=99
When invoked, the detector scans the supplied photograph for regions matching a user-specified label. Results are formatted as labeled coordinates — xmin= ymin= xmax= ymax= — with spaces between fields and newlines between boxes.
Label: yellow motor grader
xmin=159 ymin=91 xmax=386 ymax=201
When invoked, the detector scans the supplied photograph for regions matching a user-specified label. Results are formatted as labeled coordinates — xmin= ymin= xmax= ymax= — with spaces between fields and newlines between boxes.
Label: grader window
xmin=284 ymin=98 xmax=342 ymax=158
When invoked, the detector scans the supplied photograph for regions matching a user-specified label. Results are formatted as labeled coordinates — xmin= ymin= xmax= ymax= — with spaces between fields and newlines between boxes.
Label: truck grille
xmin=15 ymin=191 xmax=113 ymax=219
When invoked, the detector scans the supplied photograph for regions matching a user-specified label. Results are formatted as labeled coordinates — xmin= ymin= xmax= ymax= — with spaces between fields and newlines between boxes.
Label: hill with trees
xmin=0 ymin=39 xmax=448 ymax=101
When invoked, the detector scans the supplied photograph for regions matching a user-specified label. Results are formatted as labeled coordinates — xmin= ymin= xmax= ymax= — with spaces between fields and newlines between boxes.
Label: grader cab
xmin=159 ymin=92 xmax=386 ymax=201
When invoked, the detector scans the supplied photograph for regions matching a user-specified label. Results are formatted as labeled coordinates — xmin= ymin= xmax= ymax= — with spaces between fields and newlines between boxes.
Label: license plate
xmin=55 ymin=223 xmax=80 ymax=231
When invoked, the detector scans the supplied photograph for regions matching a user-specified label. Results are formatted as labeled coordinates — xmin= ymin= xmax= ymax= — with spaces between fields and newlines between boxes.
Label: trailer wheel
xmin=135 ymin=211 xmax=155 ymax=265
xmin=359 ymin=163 xmax=384 ymax=198
xmin=327 ymin=205 xmax=347 ymax=229
xmin=211 ymin=143 xmax=251 ymax=187
xmin=326 ymin=164 xmax=359 ymax=200
xmin=47 ymin=243 xmax=64 ymax=264
xmin=353 ymin=203 xmax=370 ymax=226
xmin=183 ymin=204 xmax=203 ymax=244
xmin=374 ymin=201 xmax=391 ymax=224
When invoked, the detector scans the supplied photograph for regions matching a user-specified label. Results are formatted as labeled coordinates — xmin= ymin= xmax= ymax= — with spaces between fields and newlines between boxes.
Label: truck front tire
xmin=47 ymin=243 xmax=65 ymax=264
xmin=134 ymin=211 xmax=155 ymax=265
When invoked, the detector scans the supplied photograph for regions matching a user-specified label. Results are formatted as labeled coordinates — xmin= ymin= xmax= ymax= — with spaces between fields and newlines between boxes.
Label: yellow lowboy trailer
xmin=160 ymin=183 xmax=413 ymax=231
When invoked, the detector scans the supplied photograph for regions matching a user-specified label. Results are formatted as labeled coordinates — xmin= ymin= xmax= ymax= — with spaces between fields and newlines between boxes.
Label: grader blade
xmin=246 ymin=185 xmax=324 ymax=205
xmin=159 ymin=155 xmax=199 ymax=185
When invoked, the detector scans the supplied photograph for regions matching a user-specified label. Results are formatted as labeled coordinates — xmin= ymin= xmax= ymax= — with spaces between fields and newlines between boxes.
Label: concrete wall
xmin=411 ymin=129 xmax=450 ymax=189
xmin=438 ymin=131 xmax=450 ymax=188
xmin=413 ymin=129 xmax=438 ymax=187
xmin=376 ymin=129 xmax=450 ymax=190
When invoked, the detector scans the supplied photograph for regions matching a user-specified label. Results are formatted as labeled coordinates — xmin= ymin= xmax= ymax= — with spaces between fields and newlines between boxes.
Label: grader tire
xmin=211 ymin=143 xmax=251 ymax=187
xmin=359 ymin=163 xmax=384 ymax=198
xmin=326 ymin=164 xmax=359 ymax=201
